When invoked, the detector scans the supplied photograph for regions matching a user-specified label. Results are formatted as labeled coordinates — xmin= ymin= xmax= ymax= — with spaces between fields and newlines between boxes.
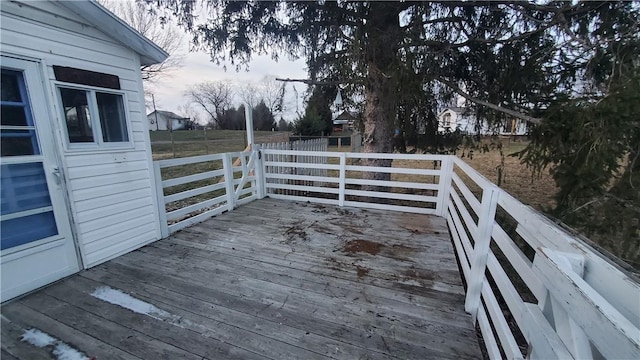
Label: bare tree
xmin=258 ymin=76 xmax=286 ymax=118
xmin=238 ymin=83 xmax=260 ymax=109
xmin=237 ymin=76 xmax=287 ymax=119
xmin=177 ymin=103 xmax=201 ymax=129
xmin=98 ymin=0 xmax=185 ymax=81
xmin=185 ymin=81 xmax=234 ymax=129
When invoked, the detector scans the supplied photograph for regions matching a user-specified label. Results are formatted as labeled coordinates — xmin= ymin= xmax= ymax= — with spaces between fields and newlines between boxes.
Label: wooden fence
xmin=287 ymin=133 xmax=363 ymax=152
xmin=261 ymin=139 xmax=328 ymax=194
xmin=153 ymin=148 xmax=640 ymax=359
xmin=260 ymin=138 xmax=328 ymax=153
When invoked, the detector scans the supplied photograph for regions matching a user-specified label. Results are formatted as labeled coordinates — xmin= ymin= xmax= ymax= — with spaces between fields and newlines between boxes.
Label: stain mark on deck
xmin=386 ymin=244 xmax=418 ymax=261
xmin=342 ymin=240 xmax=385 ymax=255
xmin=404 ymin=267 xmax=436 ymax=281
xmin=283 ymin=220 xmax=317 ymax=244
xmin=355 ymin=265 xmax=370 ymax=278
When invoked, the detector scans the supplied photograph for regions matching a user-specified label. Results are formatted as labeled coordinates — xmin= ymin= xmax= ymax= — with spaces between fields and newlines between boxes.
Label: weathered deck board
xmin=2 ymin=302 xmax=138 ymax=360
xmin=1 ymin=198 xmax=482 ymax=359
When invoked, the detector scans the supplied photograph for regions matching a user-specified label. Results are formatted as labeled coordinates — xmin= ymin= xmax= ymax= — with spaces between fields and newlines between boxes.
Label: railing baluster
xmin=436 ymin=156 xmax=454 ymax=216
xmin=254 ymin=145 xmax=265 ymax=199
xmin=339 ymin=153 xmax=346 ymax=207
xmin=464 ymin=185 xmax=500 ymax=323
xmin=222 ymin=153 xmax=235 ymax=212
xmin=153 ymin=161 xmax=169 ymax=238
xmin=535 ymin=251 xmax=593 ymax=359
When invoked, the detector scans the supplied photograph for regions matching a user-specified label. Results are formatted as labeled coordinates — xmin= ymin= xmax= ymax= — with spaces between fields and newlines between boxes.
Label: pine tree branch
xmin=275 ymin=77 xmax=364 ymax=86
xmin=436 ymin=77 xmax=543 ymax=125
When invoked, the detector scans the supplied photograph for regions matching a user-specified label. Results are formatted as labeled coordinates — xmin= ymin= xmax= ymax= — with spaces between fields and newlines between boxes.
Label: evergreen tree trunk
xmin=362 ymin=3 xmax=400 ymax=185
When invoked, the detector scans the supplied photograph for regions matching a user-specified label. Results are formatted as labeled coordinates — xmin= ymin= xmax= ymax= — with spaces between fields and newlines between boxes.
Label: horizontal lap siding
xmin=1 ymin=2 xmax=161 ymax=268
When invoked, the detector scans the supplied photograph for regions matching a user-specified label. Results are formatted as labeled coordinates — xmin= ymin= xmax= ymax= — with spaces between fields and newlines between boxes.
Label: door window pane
xmin=1 ymin=70 xmax=38 ymax=156
xmin=60 ymin=88 xmax=94 ymax=143
xmin=1 ymin=163 xmax=52 ymax=215
xmin=0 ymin=162 xmax=58 ymax=250
xmin=97 ymin=92 xmax=128 ymax=142
xmin=1 ymin=211 xmax=58 ymax=250
xmin=1 ymin=105 xmax=29 ymax=126
xmin=1 ymin=71 xmax=22 ymax=102
xmin=0 ymin=130 xmax=39 ymax=156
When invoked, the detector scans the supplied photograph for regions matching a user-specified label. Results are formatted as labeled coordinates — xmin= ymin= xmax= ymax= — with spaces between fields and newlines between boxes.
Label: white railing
xmin=153 ymin=149 xmax=263 ymax=236
xmin=447 ymin=157 xmax=640 ymax=360
xmin=153 ymin=148 xmax=640 ymax=359
xmin=262 ymin=149 xmax=449 ymax=215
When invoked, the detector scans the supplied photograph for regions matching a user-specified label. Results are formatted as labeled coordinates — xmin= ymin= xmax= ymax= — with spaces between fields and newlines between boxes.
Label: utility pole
xmin=152 ymin=94 xmax=159 ymax=131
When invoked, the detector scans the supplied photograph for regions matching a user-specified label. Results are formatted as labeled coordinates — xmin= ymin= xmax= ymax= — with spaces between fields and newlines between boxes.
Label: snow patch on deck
xmin=21 ymin=328 xmax=55 ymax=347
xmin=91 ymin=286 xmax=217 ymax=336
xmin=91 ymin=286 xmax=172 ymax=319
xmin=21 ymin=328 xmax=89 ymax=360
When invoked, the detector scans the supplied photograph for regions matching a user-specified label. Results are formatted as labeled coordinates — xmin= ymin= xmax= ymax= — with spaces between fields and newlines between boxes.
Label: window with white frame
xmin=57 ymin=85 xmax=130 ymax=147
xmin=443 ymin=113 xmax=452 ymax=128
xmin=53 ymin=66 xmax=130 ymax=148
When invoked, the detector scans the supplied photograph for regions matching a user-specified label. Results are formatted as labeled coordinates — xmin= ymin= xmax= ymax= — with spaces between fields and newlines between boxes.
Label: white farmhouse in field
xmin=437 ymin=107 xmax=530 ymax=136
xmin=147 ymin=110 xmax=189 ymax=131
xmin=0 ymin=0 xmax=168 ymax=301
xmin=437 ymin=107 xmax=481 ymax=133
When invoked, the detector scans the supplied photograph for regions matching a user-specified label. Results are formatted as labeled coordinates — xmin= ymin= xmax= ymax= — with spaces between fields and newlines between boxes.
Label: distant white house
xmin=147 ymin=110 xmax=189 ymax=131
xmin=437 ymin=107 xmax=479 ymax=133
xmin=332 ymin=110 xmax=357 ymax=132
xmin=437 ymin=107 xmax=529 ymax=136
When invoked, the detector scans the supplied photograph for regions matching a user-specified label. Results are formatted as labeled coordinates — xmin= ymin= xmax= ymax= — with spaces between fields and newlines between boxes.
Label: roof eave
xmin=58 ymin=1 xmax=169 ymax=66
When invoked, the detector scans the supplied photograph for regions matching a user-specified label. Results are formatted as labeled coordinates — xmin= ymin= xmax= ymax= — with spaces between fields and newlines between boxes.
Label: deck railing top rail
xmin=153 ymin=148 xmax=640 ymax=360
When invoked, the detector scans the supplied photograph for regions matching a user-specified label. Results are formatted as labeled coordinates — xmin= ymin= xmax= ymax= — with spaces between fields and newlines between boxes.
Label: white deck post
xmin=223 ymin=153 xmax=236 ymax=212
xmin=338 ymin=153 xmax=346 ymax=207
xmin=254 ymin=144 xmax=266 ymax=199
xmin=245 ymin=104 xmax=254 ymax=148
xmin=464 ymin=185 xmax=500 ymax=322
xmin=533 ymin=249 xmax=594 ymax=359
xmin=522 ymin=303 xmax=574 ymax=360
xmin=436 ymin=156 xmax=454 ymax=216
xmin=153 ymin=162 xmax=169 ymax=238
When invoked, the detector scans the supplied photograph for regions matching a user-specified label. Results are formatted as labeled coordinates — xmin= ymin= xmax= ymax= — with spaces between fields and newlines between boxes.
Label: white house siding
xmin=1 ymin=2 xmax=161 ymax=267
xmin=437 ymin=109 xmax=459 ymax=132
xmin=438 ymin=108 xmax=528 ymax=136
xmin=147 ymin=112 xmax=186 ymax=131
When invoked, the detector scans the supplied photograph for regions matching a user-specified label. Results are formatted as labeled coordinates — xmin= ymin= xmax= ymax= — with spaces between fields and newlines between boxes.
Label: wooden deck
xmin=1 ymin=198 xmax=482 ymax=359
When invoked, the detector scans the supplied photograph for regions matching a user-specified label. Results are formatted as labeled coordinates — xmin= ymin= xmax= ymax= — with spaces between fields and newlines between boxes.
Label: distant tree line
xmin=292 ymin=86 xmax=335 ymax=136
xmin=217 ymin=101 xmax=277 ymax=131
xmin=184 ymin=77 xmax=286 ymax=131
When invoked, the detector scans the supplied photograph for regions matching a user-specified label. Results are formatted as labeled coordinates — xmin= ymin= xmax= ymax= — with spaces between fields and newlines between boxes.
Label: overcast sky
xmin=145 ymin=45 xmax=309 ymax=124
xmin=99 ymin=0 xmax=309 ymax=124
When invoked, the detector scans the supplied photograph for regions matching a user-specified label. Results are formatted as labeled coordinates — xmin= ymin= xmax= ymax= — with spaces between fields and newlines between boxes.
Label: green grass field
xmin=149 ymin=129 xmax=289 ymax=142
xmin=150 ymin=130 xmax=290 ymax=159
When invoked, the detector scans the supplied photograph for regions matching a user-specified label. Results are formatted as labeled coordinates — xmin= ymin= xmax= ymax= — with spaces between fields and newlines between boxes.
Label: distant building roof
xmin=438 ymin=107 xmax=472 ymax=117
xmin=147 ymin=110 xmax=188 ymax=120
xmin=333 ymin=110 xmax=357 ymax=125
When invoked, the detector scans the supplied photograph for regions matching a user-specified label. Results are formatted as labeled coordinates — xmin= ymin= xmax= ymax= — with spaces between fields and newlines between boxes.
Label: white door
xmin=1 ymin=56 xmax=80 ymax=302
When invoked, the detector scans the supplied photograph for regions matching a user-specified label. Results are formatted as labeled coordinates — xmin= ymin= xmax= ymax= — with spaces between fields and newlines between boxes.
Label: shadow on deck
xmin=1 ymin=198 xmax=482 ymax=359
